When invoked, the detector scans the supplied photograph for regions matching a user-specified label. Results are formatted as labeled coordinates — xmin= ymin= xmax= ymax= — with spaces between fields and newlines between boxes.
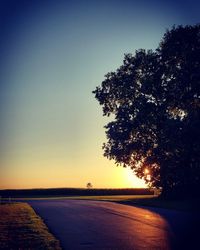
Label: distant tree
xmin=93 ymin=24 xmax=200 ymax=198
xmin=86 ymin=182 xmax=93 ymax=189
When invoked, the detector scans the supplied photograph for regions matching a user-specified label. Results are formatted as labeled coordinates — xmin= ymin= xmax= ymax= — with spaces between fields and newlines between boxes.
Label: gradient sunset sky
xmin=0 ymin=0 xmax=199 ymax=189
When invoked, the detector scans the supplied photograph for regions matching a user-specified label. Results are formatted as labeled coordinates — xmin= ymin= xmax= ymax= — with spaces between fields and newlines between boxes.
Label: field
xmin=0 ymin=186 xmax=196 ymax=212
xmin=15 ymin=194 xmax=196 ymax=212
xmin=0 ymin=188 xmax=153 ymax=198
xmin=0 ymin=203 xmax=61 ymax=250
xmin=3 ymin=194 xmax=153 ymax=202
xmin=115 ymin=196 xmax=200 ymax=211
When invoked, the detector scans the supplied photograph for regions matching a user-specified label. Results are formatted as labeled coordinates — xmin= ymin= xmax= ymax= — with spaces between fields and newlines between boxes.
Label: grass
xmin=67 ymin=194 xmax=195 ymax=212
xmin=38 ymin=194 xmax=198 ymax=212
xmin=59 ymin=194 xmax=198 ymax=212
xmin=0 ymin=188 xmax=153 ymax=198
xmin=4 ymin=194 xmax=197 ymax=212
xmin=114 ymin=196 xmax=200 ymax=212
xmin=71 ymin=194 xmax=156 ymax=202
xmin=0 ymin=202 xmax=61 ymax=250
xmin=10 ymin=194 xmax=155 ymax=201
xmin=9 ymin=194 xmax=192 ymax=211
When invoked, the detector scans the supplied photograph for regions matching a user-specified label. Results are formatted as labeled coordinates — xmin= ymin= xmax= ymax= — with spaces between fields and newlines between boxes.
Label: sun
xmin=125 ymin=167 xmax=147 ymax=188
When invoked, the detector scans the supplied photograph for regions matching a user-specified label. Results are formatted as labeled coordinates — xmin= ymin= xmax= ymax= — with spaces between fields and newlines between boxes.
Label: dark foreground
xmin=29 ymin=200 xmax=199 ymax=250
xmin=0 ymin=188 xmax=152 ymax=198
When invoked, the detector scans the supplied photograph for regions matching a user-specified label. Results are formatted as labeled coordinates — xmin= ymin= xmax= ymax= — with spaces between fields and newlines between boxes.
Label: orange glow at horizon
xmin=0 ymin=156 xmax=147 ymax=190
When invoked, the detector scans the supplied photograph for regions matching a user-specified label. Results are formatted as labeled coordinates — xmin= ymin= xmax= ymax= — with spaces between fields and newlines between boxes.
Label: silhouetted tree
xmin=93 ymin=24 xmax=200 ymax=198
xmin=86 ymin=182 xmax=93 ymax=189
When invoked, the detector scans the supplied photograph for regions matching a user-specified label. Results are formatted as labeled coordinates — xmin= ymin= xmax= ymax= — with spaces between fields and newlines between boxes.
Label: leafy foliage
xmin=93 ymin=24 xmax=200 ymax=198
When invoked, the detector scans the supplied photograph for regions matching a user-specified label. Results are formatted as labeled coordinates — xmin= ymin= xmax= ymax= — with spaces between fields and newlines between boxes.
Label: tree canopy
xmin=93 ymin=24 xmax=200 ymax=198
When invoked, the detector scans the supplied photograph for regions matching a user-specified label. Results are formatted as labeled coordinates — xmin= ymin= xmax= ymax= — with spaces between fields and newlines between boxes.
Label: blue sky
xmin=0 ymin=0 xmax=199 ymax=188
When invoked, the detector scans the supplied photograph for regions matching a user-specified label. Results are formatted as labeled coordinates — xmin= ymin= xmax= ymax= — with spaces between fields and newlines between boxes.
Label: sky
xmin=0 ymin=0 xmax=199 ymax=189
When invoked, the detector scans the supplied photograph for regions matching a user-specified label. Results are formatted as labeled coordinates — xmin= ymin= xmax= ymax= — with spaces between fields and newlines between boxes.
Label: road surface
xmin=29 ymin=200 xmax=198 ymax=250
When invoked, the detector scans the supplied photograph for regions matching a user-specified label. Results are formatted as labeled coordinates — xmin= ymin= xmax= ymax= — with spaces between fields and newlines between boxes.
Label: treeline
xmin=0 ymin=188 xmax=153 ymax=198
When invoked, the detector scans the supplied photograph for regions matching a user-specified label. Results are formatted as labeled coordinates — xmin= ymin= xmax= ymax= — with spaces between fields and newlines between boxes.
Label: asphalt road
xmin=29 ymin=200 xmax=198 ymax=250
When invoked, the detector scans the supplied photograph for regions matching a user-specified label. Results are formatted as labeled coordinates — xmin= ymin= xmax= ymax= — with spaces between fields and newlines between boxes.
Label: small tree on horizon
xmin=86 ymin=182 xmax=93 ymax=189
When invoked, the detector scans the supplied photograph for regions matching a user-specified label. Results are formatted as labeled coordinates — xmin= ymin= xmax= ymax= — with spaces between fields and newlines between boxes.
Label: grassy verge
xmin=11 ymin=194 xmax=155 ymax=201
xmin=39 ymin=194 xmax=197 ymax=212
xmin=114 ymin=197 xmax=199 ymax=212
xmin=0 ymin=202 xmax=61 ymax=250
xmin=69 ymin=194 xmax=193 ymax=211
xmin=6 ymin=194 xmax=198 ymax=212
